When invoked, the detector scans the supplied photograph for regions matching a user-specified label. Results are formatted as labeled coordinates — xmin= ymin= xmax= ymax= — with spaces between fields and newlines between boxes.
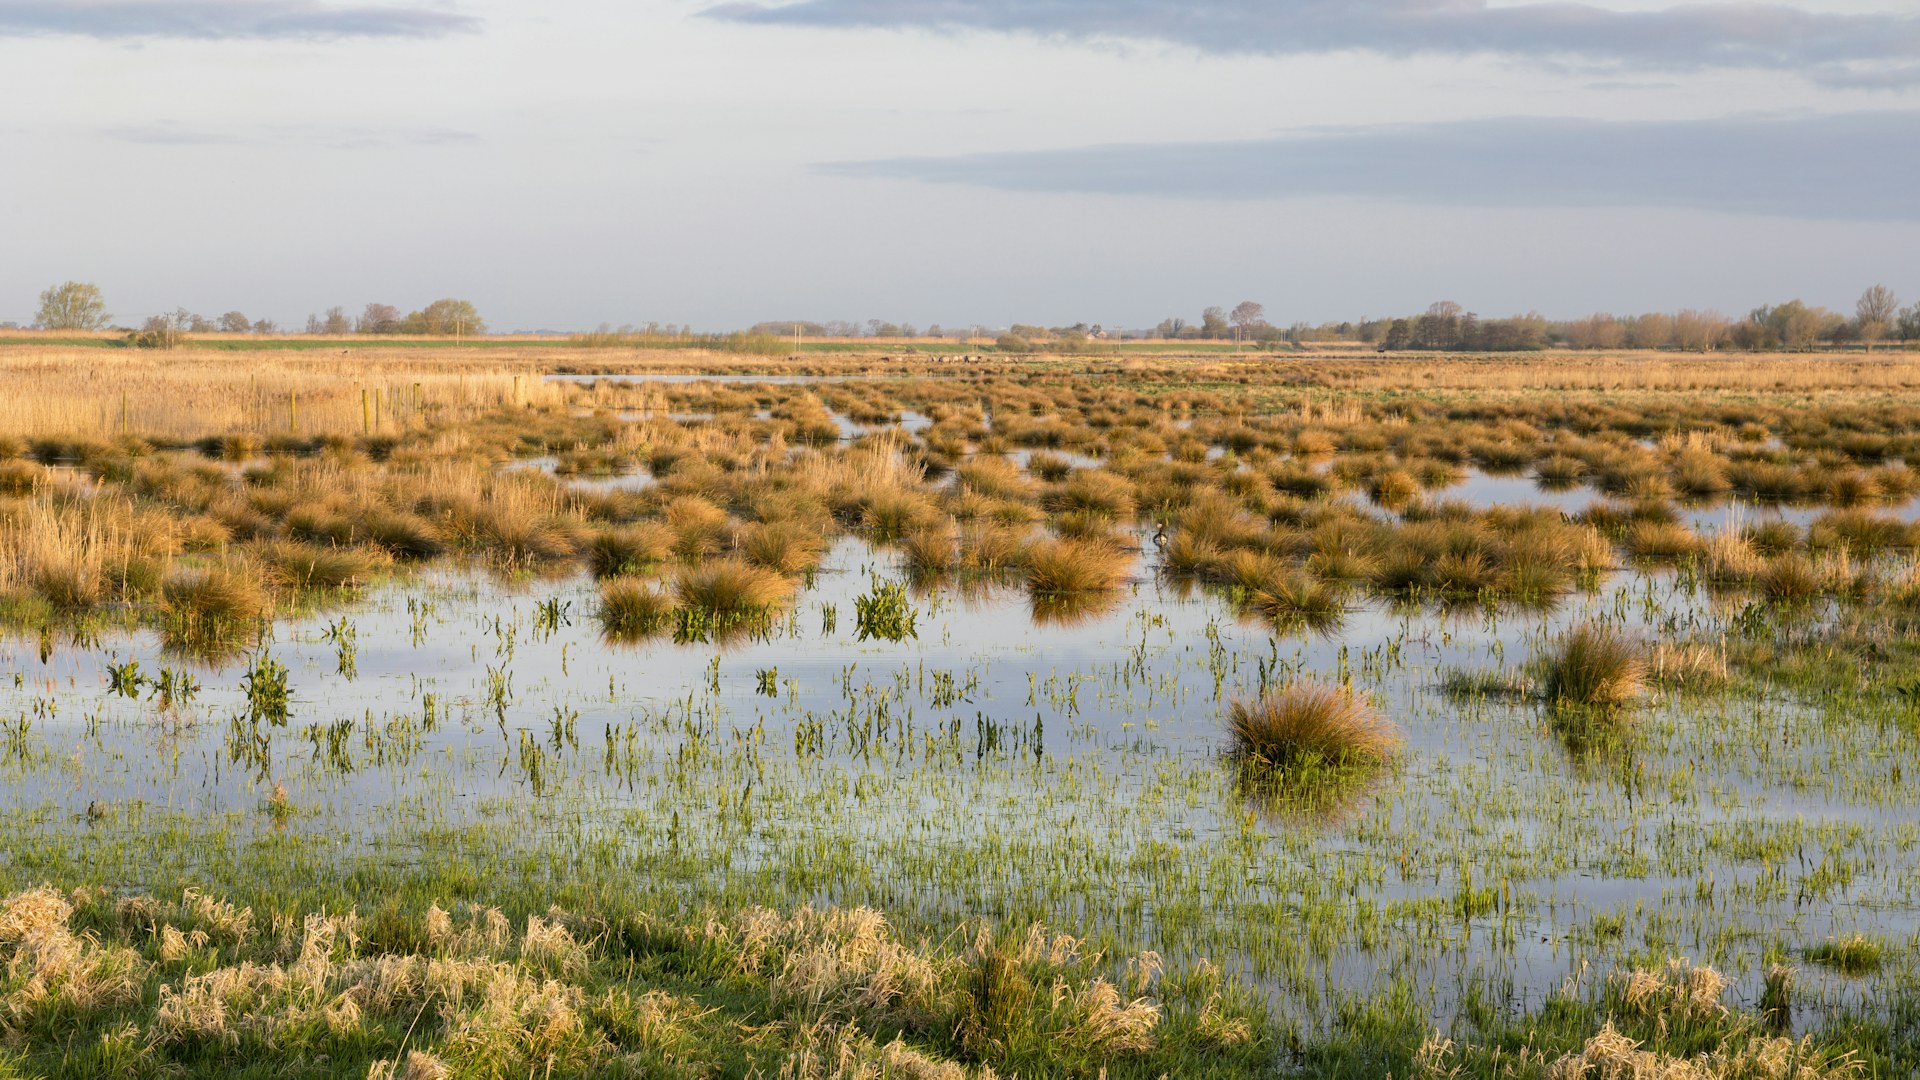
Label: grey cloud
xmin=0 ymin=1 xmax=478 ymax=40
xmin=820 ymin=111 xmax=1920 ymax=221
xmin=100 ymin=123 xmax=480 ymax=148
xmin=705 ymin=1 xmax=1920 ymax=85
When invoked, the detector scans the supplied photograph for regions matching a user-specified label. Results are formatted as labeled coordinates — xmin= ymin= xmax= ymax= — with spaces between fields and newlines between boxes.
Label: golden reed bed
xmin=4 ymin=342 xmax=1917 ymax=441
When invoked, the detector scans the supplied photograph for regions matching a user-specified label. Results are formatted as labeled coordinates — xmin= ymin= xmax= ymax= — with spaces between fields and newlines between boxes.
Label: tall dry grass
xmin=0 ymin=348 xmax=561 ymax=440
xmin=1128 ymin=351 xmax=1920 ymax=396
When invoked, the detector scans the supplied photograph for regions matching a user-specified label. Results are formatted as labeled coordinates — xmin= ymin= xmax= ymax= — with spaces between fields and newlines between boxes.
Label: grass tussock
xmin=1539 ymin=623 xmax=1645 ymax=709
xmin=160 ymin=564 xmax=268 ymax=655
xmin=255 ymin=540 xmax=382 ymax=592
xmin=586 ymin=523 xmax=672 ymax=579
xmin=673 ymin=559 xmax=793 ymax=618
xmin=1806 ymin=935 xmax=1883 ymax=977
xmin=596 ymin=577 xmax=677 ymax=641
xmin=736 ymin=519 xmax=826 ymax=575
xmin=1226 ymin=682 xmax=1399 ymax=773
xmin=1024 ymin=538 xmax=1130 ymax=597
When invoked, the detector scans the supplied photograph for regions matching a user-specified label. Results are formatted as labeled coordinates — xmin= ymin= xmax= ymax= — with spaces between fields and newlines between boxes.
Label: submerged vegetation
xmin=0 ymin=345 xmax=1918 ymax=1075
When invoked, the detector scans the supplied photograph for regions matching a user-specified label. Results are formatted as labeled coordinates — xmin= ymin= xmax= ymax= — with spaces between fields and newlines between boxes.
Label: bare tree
xmin=1564 ymin=314 xmax=1625 ymax=349
xmin=218 ymin=311 xmax=251 ymax=333
xmin=1200 ymin=306 xmax=1229 ymax=339
xmin=1229 ymin=301 xmax=1265 ymax=341
xmin=1857 ymin=285 xmax=1899 ymax=352
xmin=135 ymin=311 xmax=188 ymax=349
xmin=357 ymin=303 xmax=401 ymax=334
xmin=1626 ymin=312 xmax=1675 ymax=350
xmin=1672 ymin=310 xmax=1729 ymax=352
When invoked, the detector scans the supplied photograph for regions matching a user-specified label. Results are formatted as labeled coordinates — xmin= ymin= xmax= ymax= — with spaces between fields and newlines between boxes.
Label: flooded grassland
xmin=0 ymin=352 xmax=1915 ymax=1077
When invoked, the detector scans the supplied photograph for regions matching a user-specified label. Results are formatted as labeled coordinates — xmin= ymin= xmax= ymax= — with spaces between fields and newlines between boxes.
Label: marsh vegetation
xmin=0 ymin=344 xmax=1916 ymax=1076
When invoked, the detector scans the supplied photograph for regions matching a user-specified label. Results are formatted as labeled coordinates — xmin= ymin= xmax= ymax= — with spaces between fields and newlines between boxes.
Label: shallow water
xmin=1440 ymin=468 xmax=1920 ymax=533
xmin=3 ymin=533 xmax=1911 ymax=1030
xmin=500 ymin=455 xmax=657 ymax=492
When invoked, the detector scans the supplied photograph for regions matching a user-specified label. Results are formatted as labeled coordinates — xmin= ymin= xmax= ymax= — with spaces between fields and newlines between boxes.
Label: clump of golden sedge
xmin=1225 ymin=682 xmax=1400 ymax=772
xmin=1540 ymin=623 xmax=1645 ymax=708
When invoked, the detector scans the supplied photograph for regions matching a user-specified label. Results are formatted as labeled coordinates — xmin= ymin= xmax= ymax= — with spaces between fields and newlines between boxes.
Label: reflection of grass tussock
xmin=1027 ymin=587 xmax=1123 ymax=628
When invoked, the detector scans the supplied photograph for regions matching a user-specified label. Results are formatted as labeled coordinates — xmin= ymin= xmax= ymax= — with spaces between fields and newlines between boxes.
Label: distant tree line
xmin=1347 ymin=286 xmax=1919 ymax=353
xmin=20 ymin=280 xmax=1920 ymax=353
xmin=304 ymin=300 xmax=486 ymax=337
xmin=16 ymin=282 xmax=490 ymax=346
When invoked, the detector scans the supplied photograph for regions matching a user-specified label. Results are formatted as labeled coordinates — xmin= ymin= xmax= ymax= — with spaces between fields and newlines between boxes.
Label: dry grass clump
xmin=857 ymin=488 xmax=940 ymax=544
xmin=737 ymin=520 xmax=826 ymax=575
xmin=673 ymin=558 xmax=793 ymax=618
xmin=1044 ymin=470 xmax=1136 ymax=523
xmin=1760 ymin=555 xmax=1823 ymax=604
xmin=445 ymin=483 xmax=577 ymax=568
xmin=585 ymin=522 xmax=673 ymax=578
xmin=1534 ymin=455 xmax=1585 ymax=488
xmin=0 ymin=459 xmax=45 ymax=495
xmin=1623 ymin=519 xmax=1701 ymax=563
xmin=1539 ymin=624 xmax=1644 ymax=709
xmin=959 ymin=525 xmax=1029 ymax=574
xmin=1702 ymin=532 xmax=1765 ymax=584
xmin=254 ymin=540 xmax=381 ymax=592
xmin=1367 ymin=468 xmax=1421 ymax=508
xmin=596 ymin=577 xmax=678 ymax=641
xmin=955 ymin=456 xmax=1038 ymax=502
xmin=1024 ymin=538 xmax=1130 ymax=597
xmin=1808 ymin=509 xmax=1911 ymax=557
xmin=901 ymin=523 xmax=958 ymax=575
xmin=1538 ymin=1023 xmax=1862 ymax=1080
xmin=664 ymin=496 xmax=732 ymax=560
xmin=0 ymin=501 xmax=177 ymax=612
xmin=0 ymin=887 xmax=148 ymax=1038
xmin=1210 ymin=550 xmax=1345 ymax=632
xmin=160 ymin=564 xmax=268 ymax=654
xmin=1225 ymin=682 xmax=1399 ymax=772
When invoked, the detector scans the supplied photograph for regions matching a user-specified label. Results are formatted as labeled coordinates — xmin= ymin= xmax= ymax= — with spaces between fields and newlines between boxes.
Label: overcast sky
xmin=2 ymin=0 xmax=1917 ymax=331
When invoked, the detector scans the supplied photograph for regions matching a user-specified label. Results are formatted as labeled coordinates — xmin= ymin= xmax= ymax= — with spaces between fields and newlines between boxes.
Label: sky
xmin=1 ymin=0 xmax=1917 ymax=332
